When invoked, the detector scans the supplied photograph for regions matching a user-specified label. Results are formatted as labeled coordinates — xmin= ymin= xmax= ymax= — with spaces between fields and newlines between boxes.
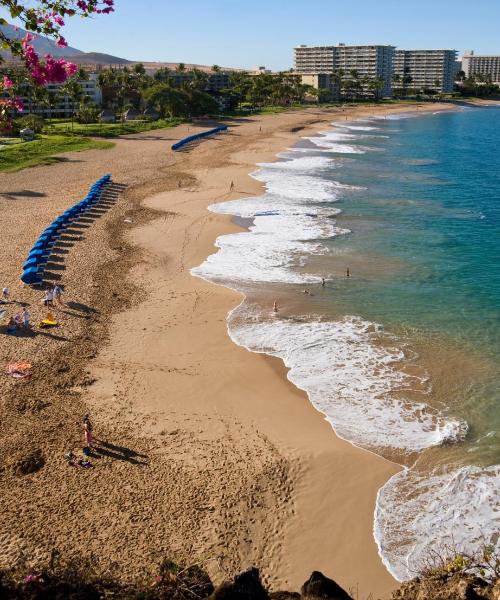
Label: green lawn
xmin=44 ymin=117 xmax=185 ymax=138
xmin=0 ymin=134 xmax=114 ymax=173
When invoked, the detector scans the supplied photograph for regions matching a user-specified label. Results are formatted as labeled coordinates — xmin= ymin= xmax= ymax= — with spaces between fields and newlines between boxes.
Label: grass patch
xmin=44 ymin=117 xmax=185 ymax=138
xmin=0 ymin=134 xmax=114 ymax=173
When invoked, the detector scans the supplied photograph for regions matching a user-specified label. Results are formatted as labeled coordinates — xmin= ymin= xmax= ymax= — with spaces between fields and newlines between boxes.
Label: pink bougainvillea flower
xmin=2 ymin=76 xmax=14 ymax=89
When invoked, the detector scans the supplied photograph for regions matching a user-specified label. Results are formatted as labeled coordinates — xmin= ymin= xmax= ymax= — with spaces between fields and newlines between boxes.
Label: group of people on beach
xmin=1 ymin=284 xmax=64 ymax=333
xmin=43 ymin=285 xmax=63 ymax=307
xmin=272 ymin=268 xmax=350 ymax=314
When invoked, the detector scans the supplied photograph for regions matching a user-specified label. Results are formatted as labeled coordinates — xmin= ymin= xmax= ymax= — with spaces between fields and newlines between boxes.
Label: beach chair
xmin=21 ymin=267 xmax=43 ymax=284
xmin=23 ymin=257 xmax=39 ymax=270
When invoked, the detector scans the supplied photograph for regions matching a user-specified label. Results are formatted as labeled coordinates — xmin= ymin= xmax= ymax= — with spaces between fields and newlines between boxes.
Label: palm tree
xmin=392 ymin=73 xmax=401 ymax=98
xmin=402 ymin=67 xmax=412 ymax=97
xmin=61 ymin=68 xmax=87 ymax=130
xmin=369 ymin=77 xmax=385 ymax=100
xmin=190 ymin=68 xmax=209 ymax=91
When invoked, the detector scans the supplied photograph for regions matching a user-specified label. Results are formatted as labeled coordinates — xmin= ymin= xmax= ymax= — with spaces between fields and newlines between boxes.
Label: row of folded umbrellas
xmin=171 ymin=125 xmax=228 ymax=151
xmin=21 ymin=174 xmax=112 ymax=285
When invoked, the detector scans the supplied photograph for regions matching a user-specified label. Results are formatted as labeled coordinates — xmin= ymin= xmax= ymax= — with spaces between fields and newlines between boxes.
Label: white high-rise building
xmin=294 ymin=44 xmax=395 ymax=97
xmin=462 ymin=51 xmax=500 ymax=84
xmin=393 ymin=49 xmax=458 ymax=93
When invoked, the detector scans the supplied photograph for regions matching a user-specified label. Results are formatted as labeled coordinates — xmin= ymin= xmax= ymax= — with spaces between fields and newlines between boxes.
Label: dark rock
xmin=12 ymin=449 xmax=45 ymax=476
xmin=209 ymin=568 xmax=270 ymax=599
xmin=391 ymin=573 xmax=494 ymax=600
xmin=301 ymin=571 xmax=353 ymax=600
xmin=156 ymin=560 xmax=214 ymax=599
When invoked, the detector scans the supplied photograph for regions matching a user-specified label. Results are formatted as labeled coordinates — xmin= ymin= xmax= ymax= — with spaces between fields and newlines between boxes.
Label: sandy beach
xmin=0 ymin=101 xmax=460 ymax=598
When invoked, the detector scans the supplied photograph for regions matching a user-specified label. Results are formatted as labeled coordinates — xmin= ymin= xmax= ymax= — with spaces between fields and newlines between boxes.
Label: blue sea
xmin=192 ymin=106 xmax=500 ymax=581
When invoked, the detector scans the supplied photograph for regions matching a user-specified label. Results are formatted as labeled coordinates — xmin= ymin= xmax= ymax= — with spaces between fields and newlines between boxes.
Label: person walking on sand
xmin=53 ymin=285 xmax=63 ymax=305
xmin=273 ymin=300 xmax=278 ymax=313
xmin=43 ymin=289 xmax=53 ymax=307
xmin=21 ymin=307 xmax=30 ymax=328
xmin=230 ymin=181 xmax=235 ymax=192
xmin=83 ymin=414 xmax=93 ymax=449
xmin=2 ymin=287 xmax=10 ymax=303
xmin=346 ymin=267 xmax=350 ymax=277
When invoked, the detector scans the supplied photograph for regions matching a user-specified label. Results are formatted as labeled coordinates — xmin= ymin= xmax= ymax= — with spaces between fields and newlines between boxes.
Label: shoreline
xmin=86 ymin=102 xmax=458 ymax=597
xmin=0 ymin=101 xmax=464 ymax=598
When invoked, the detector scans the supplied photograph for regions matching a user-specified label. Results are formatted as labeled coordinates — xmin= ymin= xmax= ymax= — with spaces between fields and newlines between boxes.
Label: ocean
xmin=191 ymin=106 xmax=500 ymax=581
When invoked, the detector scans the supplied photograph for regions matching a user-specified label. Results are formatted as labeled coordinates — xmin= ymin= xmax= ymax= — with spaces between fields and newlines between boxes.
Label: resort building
xmin=160 ymin=70 xmax=231 ymax=92
xmin=462 ymin=51 xmax=500 ymax=84
xmin=393 ymin=49 xmax=458 ymax=93
xmin=300 ymin=73 xmax=340 ymax=101
xmin=8 ymin=73 xmax=102 ymax=117
xmin=294 ymin=44 xmax=395 ymax=97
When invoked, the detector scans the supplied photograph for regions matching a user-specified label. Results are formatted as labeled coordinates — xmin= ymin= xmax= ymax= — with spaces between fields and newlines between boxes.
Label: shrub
xmin=76 ymin=104 xmax=99 ymax=124
xmin=13 ymin=114 xmax=45 ymax=134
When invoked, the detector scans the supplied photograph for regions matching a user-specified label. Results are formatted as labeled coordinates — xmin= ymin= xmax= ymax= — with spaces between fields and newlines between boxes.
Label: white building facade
xmin=294 ymin=44 xmax=395 ymax=97
xmin=394 ymin=49 xmax=458 ymax=93
xmin=462 ymin=51 xmax=500 ymax=84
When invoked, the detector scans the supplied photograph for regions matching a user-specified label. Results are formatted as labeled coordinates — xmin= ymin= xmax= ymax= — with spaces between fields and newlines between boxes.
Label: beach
xmin=0 ymin=102 xmax=462 ymax=598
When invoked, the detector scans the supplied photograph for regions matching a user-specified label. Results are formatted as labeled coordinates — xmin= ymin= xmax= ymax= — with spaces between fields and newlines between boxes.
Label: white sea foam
xmin=193 ymin=195 xmax=349 ymax=284
xmin=191 ymin=151 xmax=356 ymax=284
xmin=257 ymin=154 xmax=339 ymax=172
xmin=251 ymin=168 xmax=355 ymax=201
xmin=375 ymin=465 xmax=500 ymax=581
xmin=333 ymin=123 xmax=380 ymax=131
xmin=305 ymin=136 xmax=367 ymax=153
xmin=318 ymin=130 xmax=361 ymax=141
xmin=192 ymin=232 xmax=330 ymax=284
xmin=228 ymin=313 xmax=467 ymax=452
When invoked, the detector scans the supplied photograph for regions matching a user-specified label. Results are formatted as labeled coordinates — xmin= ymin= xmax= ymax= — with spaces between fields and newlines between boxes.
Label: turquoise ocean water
xmin=193 ymin=107 xmax=500 ymax=580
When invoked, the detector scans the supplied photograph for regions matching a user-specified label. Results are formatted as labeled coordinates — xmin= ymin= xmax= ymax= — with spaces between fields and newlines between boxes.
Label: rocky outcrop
xmin=1 ymin=562 xmax=498 ymax=600
xmin=300 ymin=571 xmax=353 ymax=599
xmin=392 ymin=573 xmax=500 ymax=600
xmin=209 ymin=567 xmax=270 ymax=599
xmin=208 ymin=569 xmax=353 ymax=600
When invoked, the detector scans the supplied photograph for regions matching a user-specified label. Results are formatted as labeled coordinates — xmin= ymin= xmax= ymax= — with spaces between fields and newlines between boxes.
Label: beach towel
xmin=39 ymin=318 xmax=59 ymax=328
xmin=0 ymin=309 xmax=7 ymax=319
xmin=6 ymin=362 xmax=32 ymax=379
xmin=68 ymin=458 xmax=93 ymax=469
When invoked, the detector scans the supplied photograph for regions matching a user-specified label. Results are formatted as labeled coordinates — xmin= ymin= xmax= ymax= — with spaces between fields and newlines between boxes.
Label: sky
xmin=2 ymin=0 xmax=500 ymax=69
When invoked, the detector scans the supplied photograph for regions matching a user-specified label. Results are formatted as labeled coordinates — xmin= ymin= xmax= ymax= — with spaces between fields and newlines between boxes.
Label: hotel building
xmin=294 ymin=44 xmax=395 ymax=97
xmin=393 ymin=49 xmax=458 ymax=93
xmin=3 ymin=73 xmax=102 ymax=118
xmin=300 ymin=73 xmax=340 ymax=101
xmin=462 ymin=51 xmax=500 ymax=84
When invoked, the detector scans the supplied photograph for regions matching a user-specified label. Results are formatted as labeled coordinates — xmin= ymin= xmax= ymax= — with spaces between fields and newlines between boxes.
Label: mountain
xmin=64 ymin=52 xmax=131 ymax=65
xmin=0 ymin=23 xmax=238 ymax=71
xmin=0 ymin=23 xmax=83 ymax=58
